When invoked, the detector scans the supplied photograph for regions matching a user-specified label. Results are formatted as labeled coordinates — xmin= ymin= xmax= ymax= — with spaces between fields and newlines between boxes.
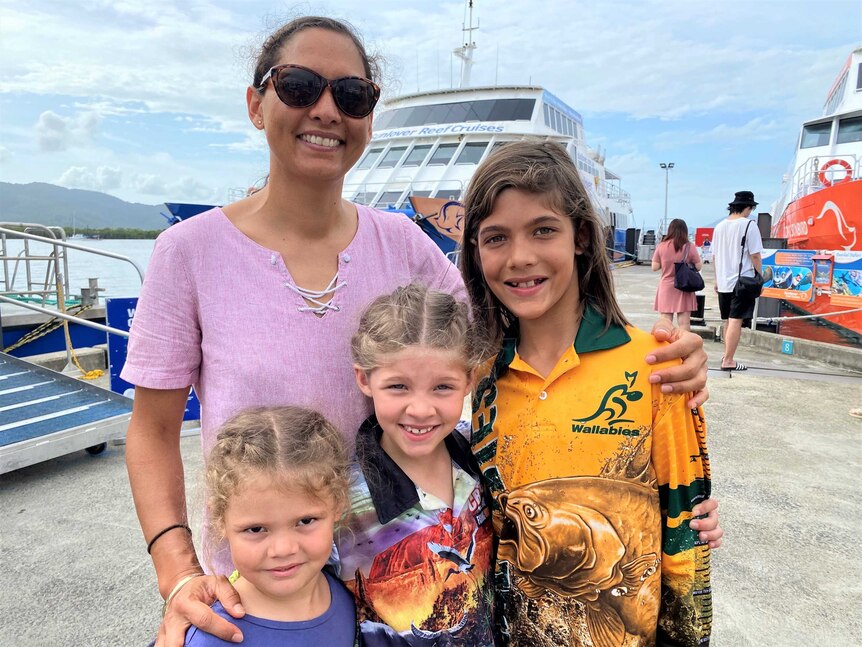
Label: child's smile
xmin=355 ymin=347 xmax=471 ymax=468
xmin=477 ymin=188 xmax=582 ymax=327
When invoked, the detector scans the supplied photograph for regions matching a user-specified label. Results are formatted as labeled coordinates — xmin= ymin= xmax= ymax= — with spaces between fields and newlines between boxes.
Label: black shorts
xmin=718 ymin=290 xmax=756 ymax=320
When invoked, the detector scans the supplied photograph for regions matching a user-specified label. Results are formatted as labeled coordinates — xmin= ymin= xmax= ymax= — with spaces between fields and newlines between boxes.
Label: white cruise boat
xmin=342 ymin=2 xmax=633 ymax=256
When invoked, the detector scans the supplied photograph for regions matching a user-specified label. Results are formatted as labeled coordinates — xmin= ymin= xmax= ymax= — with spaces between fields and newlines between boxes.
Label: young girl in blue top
xmin=186 ymin=406 xmax=360 ymax=646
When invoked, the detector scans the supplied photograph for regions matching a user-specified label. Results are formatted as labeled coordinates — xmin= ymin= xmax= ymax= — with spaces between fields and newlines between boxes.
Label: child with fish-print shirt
xmin=461 ymin=141 xmax=713 ymax=647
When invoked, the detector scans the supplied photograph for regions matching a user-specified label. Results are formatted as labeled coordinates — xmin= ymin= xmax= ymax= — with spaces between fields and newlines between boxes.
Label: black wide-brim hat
xmin=729 ymin=190 xmax=758 ymax=208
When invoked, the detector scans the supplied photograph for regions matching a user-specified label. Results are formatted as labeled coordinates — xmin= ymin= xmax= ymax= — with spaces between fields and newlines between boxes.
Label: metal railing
xmin=1 ymin=224 xmax=72 ymax=306
xmin=788 ymin=154 xmax=858 ymax=203
xmin=0 ymin=224 xmax=142 ymax=370
xmin=1 ymin=224 xmax=144 ymax=305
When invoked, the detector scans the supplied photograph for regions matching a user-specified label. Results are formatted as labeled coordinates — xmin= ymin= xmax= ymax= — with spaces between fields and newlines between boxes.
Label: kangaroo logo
xmin=573 ymin=371 xmax=643 ymax=425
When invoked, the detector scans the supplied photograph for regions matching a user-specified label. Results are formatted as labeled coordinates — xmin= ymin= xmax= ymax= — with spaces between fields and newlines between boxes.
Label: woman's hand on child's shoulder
xmin=156 ymin=574 xmax=244 ymax=647
xmin=645 ymin=321 xmax=708 ymax=408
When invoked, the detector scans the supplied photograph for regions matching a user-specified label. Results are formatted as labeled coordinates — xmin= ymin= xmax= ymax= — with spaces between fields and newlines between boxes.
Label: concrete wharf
xmin=2 ymin=262 xmax=860 ymax=646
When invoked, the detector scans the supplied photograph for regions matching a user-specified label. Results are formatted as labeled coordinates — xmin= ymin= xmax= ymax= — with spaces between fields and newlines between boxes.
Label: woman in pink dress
xmin=652 ymin=218 xmax=703 ymax=330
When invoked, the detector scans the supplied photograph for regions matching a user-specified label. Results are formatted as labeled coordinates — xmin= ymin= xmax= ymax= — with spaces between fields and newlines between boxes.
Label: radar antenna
xmin=452 ymin=0 xmax=479 ymax=88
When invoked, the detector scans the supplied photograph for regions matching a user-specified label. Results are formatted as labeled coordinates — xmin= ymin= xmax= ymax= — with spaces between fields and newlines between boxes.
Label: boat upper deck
xmin=343 ymin=85 xmax=631 ymax=227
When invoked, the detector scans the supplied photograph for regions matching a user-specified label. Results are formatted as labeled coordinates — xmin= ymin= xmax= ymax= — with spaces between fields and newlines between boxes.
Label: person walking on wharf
xmin=652 ymin=218 xmax=702 ymax=331
xmin=712 ymin=190 xmax=763 ymax=371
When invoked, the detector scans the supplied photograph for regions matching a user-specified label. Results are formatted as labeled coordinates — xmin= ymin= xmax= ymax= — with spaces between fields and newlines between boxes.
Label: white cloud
xmin=36 ymin=110 xmax=101 ymax=151
xmin=131 ymin=173 xmax=218 ymax=202
xmin=132 ymin=174 xmax=168 ymax=195
xmin=1 ymin=0 xmax=859 ymax=213
xmin=58 ymin=165 xmax=122 ymax=190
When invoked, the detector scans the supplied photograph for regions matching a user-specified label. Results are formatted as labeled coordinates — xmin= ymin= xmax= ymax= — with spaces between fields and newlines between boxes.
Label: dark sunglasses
xmin=258 ymin=64 xmax=380 ymax=119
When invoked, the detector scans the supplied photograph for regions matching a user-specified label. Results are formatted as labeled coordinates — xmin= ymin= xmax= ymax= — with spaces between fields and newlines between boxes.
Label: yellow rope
xmin=54 ymin=276 xmax=104 ymax=381
xmin=1 ymin=304 xmax=91 ymax=353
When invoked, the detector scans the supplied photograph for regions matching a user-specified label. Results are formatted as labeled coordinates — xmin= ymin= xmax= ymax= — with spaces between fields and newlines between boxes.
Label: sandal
xmin=851 ymin=408 xmax=862 ymax=419
xmin=721 ymin=361 xmax=748 ymax=372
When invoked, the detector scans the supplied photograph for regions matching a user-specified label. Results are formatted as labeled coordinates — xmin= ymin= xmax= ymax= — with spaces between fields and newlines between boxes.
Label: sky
xmin=1 ymin=0 xmax=860 ymax=230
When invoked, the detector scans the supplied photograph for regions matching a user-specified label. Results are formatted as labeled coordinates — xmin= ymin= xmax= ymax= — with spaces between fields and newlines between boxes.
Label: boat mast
xmin=453 ymin=0 xmax=479 ymax=88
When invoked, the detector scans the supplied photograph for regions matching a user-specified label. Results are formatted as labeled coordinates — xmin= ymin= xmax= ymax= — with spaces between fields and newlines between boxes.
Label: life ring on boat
xmin=818 ymin=159 xmax=852 ymax=187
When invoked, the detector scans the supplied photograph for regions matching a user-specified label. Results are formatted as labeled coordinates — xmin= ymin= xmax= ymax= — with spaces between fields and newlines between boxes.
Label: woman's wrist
xmin=163 ymin=572 xmax=205 ymax=616
xmin=151 ymin=531 xmax=203 ymax=599
xmin=160 ymin=565 xmax=206 ymax=601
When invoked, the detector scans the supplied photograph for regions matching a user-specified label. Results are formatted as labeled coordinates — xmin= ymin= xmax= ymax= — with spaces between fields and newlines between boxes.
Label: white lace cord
xmin=286 ymin=273 xmax=347 ymax=314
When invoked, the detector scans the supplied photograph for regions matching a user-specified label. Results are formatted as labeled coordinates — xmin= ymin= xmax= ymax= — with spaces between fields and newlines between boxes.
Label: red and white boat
xmin=771 ymin=47 xmax=862 ymax=340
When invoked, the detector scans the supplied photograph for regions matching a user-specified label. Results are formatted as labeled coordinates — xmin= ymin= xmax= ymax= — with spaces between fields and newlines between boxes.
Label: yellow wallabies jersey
xmin=471 ymin=306 xmax=712 ymax=647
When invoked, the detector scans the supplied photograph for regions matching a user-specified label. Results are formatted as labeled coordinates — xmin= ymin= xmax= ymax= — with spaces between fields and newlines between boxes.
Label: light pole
xmin=659 ymin=162 xmax=674 ymax=233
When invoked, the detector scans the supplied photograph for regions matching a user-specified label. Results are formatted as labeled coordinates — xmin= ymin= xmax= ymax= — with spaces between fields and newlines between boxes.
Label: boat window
xmin=427 ymin=143 xmax=459 ymax=165
xmin=858 ymin=63 xmax=862 ymax=90
xmin=377 ymin=146 xmax=407 ymax=168
xmin=800 ymin=122 xmax=831 ymax=149
xmin=357 ymin=147 xmax=384 ymax=169
xmin=837 ymin=116 xmax=862 ymax=144
xmin=409 ymin=105 xmax=432 ymax=125
xmin=470 ymin=101 xmax=495 ymax=121
xmin=409 ymin=191 xmax=433 ymax=201
xmin=374 ymin=191 xmax=404 ymax=207
xmin=352 ymin=191 xmax=374 ymax=205
xmin=455 ymin=141 xmax=489 ymax=164
xmin=491 ymin=140 xmax=511 ymax=152
xmin=433 ymin=186 xmax=462 ymax=201
xmin=374 ymin=111 xmax=394 ymax=130
xmin=389 ymin=108 xmax=408 ymax=129
xmin=825 ymin=72 xmax=848 ymax=116
xmin=374 ymin=99 xmax=537 ymax=129
xmin=402 ymin=144 xmax=432 ymax=167
xmin=489 ymin=99 xmax=534 ymax=121
xmin=447 ymin=102 xmax=472 ymax=123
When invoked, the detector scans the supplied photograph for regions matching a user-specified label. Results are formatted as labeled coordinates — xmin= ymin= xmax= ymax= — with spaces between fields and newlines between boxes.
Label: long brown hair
xmin=663 ymin=218 xmax=689 ymax=252
xmin=460 ymin=139 xmax=628 ymax=346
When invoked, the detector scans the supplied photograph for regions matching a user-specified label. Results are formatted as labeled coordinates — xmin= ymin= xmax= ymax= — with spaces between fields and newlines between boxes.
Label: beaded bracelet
xmin=146 ymin=523 xmax=191 ymax=555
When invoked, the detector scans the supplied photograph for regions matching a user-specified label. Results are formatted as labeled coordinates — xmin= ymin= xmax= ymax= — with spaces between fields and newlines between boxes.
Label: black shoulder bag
xmin=673 ymin=243 xmax=705 ymax=292
xmin=732 ymin=220 xmax=764 ymax=299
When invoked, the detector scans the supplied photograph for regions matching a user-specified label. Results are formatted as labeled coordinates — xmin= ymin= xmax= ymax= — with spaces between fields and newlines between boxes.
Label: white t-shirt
xmin=712 ymin=216 xmax=764 ymax=293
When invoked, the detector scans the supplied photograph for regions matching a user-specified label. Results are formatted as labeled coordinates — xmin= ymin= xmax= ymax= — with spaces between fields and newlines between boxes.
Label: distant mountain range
xmin=0 ymin=182 xmax=170 ymax=230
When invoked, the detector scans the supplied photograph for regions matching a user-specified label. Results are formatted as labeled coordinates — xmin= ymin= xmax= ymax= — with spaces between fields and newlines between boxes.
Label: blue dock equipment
xmin=0 ymin=352 xmax=133 ymax=474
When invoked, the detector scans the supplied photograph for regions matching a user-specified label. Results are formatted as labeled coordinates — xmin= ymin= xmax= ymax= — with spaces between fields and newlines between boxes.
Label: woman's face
xmin=249 ymin=28 xmax=373 ymax=185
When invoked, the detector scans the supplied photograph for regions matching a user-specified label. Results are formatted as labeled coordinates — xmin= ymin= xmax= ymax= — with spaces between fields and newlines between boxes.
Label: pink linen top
xmin=652 ymin=240 xmax=702 ymax=313
xmin=122 ymin=205 xmax=464 ymax=453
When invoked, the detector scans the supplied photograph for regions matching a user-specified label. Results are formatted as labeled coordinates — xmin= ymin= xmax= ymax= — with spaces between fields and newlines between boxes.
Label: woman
xmin=652 ymin=218 xmax=703 ymax=330
xmin=123 ymin=16 xmax=717 ymax=647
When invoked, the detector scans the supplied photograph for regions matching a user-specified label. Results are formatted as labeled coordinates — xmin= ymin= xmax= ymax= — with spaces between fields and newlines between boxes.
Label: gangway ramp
xmin=0 ymin=352 xmax=132 ymax=474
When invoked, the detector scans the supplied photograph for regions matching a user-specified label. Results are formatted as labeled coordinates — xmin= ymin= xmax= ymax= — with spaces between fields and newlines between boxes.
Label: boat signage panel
xmin=830 ymin=250 xmax=862 ymax=307
xmin=106 ymin=297 xmax=201 ymax=421
xmin=372 ymin=121 xmax=508 ymax=141
xmin=812 ymin=255 xmax=834 ymax=288
xmin=761 ymin=249 xmax=815 ymax=302
xmin=542 ymin=90 xmax=583 ymax=124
